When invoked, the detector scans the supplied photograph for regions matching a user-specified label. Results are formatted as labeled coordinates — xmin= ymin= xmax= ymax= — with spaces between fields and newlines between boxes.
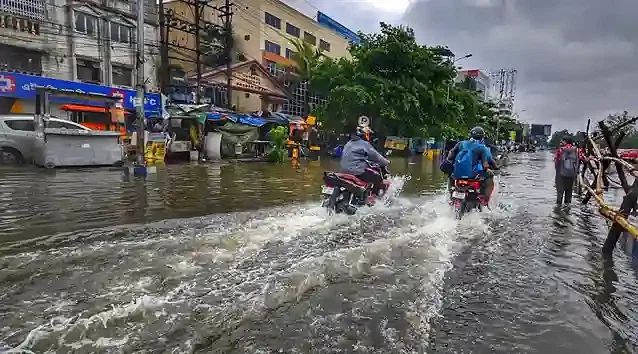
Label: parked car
xmin=0 ymin=114 xmax=91 ymax=164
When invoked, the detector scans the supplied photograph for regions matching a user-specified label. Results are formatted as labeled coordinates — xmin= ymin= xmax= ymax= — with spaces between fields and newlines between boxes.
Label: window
xmin=264 ymin=40 xmax=280 ymax=55
xmin=286 ymin=23 xmax=300 ymax=38
xmin=0 ymin=44 xmax=42 ymax=75
xmin=112 ymin=65 xmax=132 ymax=87
xmin=319 ymin=39 xmax=330 ymax=52
xmin=77 ymin=59 xmax=101 ymax=83
xmin=285 ymin=48 xmax=295 ymax=59
xmin=4 ymin=119 xmax=34 ymax=131
xmin=74 ymin=12 xmax=97 ymax=37
xmin=47 ymin=120 xmax=86 ymax=130
xmin=264 ymin=12 xmax=281 ymax=29
xmin=303 ymin=31 xmax=316 ymax=46
xmin=110 ymin=23 xmax=131 ymax=44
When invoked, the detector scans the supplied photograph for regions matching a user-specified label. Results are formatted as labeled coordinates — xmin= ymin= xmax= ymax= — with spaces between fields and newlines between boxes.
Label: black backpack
xmin=559 ymin=147 xmax=578 ymax=177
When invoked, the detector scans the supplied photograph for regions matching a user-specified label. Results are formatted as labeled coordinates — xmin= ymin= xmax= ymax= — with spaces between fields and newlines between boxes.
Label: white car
xmin=0 ymin=114 xmax=91 ymax=164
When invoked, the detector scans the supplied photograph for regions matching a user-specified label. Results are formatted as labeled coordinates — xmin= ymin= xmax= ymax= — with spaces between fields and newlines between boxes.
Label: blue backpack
xmin=453 ymin=141 xmax=483 ymax=179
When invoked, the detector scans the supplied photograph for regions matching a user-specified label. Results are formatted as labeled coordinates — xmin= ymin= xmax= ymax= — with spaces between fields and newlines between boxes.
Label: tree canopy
xmin=307 ymin=23 xmax=506 ymax=140
xmin=549 ymin=112 xmax=638 ymax=149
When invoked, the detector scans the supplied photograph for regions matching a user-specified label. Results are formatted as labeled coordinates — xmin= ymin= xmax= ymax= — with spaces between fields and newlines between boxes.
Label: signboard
xmin=0 ymin=71 xmax=160 ymax=114
xmin=384 ymin=136 xmax=408 ymax=151
xmin=316 ymin=11 xmax=361 ymax=44
xmin=509 ymin=131 xmax=516 ymax=141
xmin=530 ymin=124 xmax=552 ymax=137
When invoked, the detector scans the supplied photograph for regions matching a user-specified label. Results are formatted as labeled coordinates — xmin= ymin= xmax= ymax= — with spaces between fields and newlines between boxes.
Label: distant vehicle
xmin=0 ymin=114 xmax=90 ymax=164
xmin=620 ymin=150 xmax=638 ymax=160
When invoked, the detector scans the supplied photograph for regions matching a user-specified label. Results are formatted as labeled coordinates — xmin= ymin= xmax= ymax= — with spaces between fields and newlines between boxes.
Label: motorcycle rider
xmin=446 ymin=126 xmax=499 ymax=204
xmin=340 ymin=124 xmax=390 ymax=204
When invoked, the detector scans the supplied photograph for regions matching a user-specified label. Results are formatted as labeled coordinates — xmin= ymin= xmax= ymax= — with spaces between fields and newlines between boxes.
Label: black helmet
xmin=469 ymin=126 xmax=485 ymax=140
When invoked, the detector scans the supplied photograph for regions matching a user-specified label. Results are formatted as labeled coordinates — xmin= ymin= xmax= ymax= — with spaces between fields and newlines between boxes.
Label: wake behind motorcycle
xmin=451 ymin=178 xmax=487 ymax=220
xmin=320 ymin=164 xmax=391 ymax=215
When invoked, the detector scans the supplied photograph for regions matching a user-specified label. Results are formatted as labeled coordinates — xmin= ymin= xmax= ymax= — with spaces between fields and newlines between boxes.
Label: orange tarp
xmin=262 ymin=52 xmax=296 ymax=67
xmin=61 ymin=104 xmax=106 ymax=113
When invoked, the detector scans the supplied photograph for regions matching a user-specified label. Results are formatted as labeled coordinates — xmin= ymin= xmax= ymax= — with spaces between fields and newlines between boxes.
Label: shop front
xmin=0 ymin=72 xmax=161 ymax=128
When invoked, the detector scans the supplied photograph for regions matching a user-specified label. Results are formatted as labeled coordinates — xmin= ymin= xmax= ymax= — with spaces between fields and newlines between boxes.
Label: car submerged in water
xmin=0 ymin=114 xmax=91 ymax=164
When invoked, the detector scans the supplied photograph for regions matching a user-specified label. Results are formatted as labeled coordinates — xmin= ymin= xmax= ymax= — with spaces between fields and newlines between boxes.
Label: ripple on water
xmin=0 ymin=173 xmax=490 ymax=353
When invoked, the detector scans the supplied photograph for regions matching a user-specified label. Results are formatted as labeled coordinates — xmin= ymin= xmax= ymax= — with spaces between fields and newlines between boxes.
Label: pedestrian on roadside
xmin=554 ymin=137 xmax=585 ymax=205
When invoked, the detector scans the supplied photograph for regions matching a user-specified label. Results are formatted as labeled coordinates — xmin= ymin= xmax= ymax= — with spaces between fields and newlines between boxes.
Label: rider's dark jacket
xmin=340 ymin=136 xmax=389 ymax=175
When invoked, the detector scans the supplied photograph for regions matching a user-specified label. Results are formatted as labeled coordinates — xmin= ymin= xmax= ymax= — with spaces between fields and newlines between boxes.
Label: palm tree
xmin=286 ymin=37 xmax=325 ymax=116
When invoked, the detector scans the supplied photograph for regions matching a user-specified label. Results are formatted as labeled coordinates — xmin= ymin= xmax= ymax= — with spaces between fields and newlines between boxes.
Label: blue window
xmin=265 ymin=40 xmax=281 ymax=55
xmin=265 ymin=12 xmax=281 ymax=29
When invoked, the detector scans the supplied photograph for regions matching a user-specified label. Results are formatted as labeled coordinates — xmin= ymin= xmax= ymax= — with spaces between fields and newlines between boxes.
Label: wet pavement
xmin=0 ymin=153 xmax=637 ymax=353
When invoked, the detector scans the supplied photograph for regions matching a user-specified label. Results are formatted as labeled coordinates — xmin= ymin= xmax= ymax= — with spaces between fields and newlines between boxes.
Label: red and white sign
xmin=0 ymin=74 xmax=16 ymax=93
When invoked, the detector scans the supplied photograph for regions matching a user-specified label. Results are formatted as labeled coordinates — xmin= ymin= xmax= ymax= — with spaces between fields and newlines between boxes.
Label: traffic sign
xmin=358 ymin=115 xmax=370 ymax=127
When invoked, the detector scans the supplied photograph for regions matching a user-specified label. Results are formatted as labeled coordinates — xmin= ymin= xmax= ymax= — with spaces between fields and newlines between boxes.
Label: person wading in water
xmin=554 ymin=137 xmax=585 ymax=205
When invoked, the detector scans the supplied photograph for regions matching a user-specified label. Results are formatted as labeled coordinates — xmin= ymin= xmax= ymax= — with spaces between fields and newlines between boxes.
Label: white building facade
xmin=455 ymin=69 xmax=490 ymax=101
xmin=0 ymin=0 xmax=159 ymax=89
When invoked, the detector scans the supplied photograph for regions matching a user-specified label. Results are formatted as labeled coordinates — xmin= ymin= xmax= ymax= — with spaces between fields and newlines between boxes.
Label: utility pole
xmin=219 ymin=0 xmax=233 ymax=109
xmin=159 ymin=1 xmax=169 ymax=93
xmin=135 ymin=0 xmax=146 ymax=165
xmin=194 ymin=0 xmax=202 ymax=104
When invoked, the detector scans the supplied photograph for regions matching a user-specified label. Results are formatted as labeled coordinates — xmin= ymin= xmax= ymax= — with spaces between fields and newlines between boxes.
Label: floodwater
xmin=0 ymin=153 xmax=637 ymax=353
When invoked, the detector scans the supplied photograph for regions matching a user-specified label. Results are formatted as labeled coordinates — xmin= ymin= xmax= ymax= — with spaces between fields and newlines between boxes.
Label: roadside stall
xmin=32 ymin=87 xmax=124 ymax=168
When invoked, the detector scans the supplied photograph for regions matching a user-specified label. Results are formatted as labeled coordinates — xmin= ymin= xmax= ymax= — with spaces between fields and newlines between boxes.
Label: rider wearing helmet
xmin=340 ymin=124 xmax=390 ymax=203
xmin=446 ymin=126 xmax=499 ymax=203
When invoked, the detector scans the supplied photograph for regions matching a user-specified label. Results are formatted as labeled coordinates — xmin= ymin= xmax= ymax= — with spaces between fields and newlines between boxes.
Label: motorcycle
xmin=451 ymin=178 xmax=487 ymax=220
xmin=320 ymin=164 xmax=391 ymax=215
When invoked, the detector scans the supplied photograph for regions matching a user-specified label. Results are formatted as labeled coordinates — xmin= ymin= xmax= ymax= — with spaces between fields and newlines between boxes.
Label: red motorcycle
xmin=321 ymin=164 xmax=391 ymax=215
xmin=451 ymin=178 xmax=488 ymax=220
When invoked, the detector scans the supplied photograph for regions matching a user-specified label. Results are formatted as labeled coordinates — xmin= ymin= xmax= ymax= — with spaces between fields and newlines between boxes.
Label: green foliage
xmin=268 ymin=126 xmax=288 ymax=163
xmin=287 ymin=37 xmax=325 ymax=79
xmin=549 ymin=129 xmax=576 ymax=148
xmin=308 ymin=22 xmax=500 ymax=140
xmin=200 ymin=27 xmax=234 ymax=68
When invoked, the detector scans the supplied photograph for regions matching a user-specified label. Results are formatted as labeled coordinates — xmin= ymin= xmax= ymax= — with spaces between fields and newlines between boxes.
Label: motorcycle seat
xmin=332 ymin=172 xmax=369 ymax=187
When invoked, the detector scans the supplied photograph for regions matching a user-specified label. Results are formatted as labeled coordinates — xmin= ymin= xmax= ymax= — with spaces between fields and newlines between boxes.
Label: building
xmin=455 ymin=69 xmax=490 ymax=101
xmin=164 ymin=0 xmax=357 ymax=114
xmin=0 ymin=0 xmax=160 ymax=116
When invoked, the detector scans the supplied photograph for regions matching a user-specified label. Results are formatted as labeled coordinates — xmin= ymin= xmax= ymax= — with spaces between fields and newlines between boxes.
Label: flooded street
xmin=1 ymin=153 xmax=637 ymax=353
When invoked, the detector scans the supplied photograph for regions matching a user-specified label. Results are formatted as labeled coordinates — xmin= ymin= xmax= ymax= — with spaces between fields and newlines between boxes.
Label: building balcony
xmin=0 ymin=14 xmax=41 ymax=35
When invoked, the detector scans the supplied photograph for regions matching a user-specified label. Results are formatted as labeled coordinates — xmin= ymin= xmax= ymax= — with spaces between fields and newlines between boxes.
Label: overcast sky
xmin=284 ymin=0 xmax=638 ymax=132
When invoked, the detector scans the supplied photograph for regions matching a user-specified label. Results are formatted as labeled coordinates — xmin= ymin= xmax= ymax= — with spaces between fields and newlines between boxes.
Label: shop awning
xmin=205 ymin=112 xmax=265 ymax=127
xmin=61 ymin=104 xmax=107 ymax=113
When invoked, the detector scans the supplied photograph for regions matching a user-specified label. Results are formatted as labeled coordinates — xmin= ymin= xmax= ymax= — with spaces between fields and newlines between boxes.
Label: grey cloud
xmin=402 ymin=0 xmax=638 ymax=130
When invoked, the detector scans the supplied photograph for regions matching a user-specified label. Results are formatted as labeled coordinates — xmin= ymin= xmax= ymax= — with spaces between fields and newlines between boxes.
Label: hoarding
xmin=530 ymin=124 xmax=552 ymax=137
xmin=316 ymin=12 xmax=361 ymax=44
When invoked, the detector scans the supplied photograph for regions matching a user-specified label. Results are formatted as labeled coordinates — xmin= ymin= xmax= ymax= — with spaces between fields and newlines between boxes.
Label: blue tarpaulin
xmin=205 ymin=112 xmax=265 ymax=127
xmin=206 ymin=112 xmax=236 ymax=122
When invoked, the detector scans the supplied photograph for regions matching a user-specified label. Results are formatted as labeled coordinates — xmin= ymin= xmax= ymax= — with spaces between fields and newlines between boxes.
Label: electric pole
xmin=194 ymin=0 xmax=202 ymax=104
xmin=135 ymin=0 xmax=146 ymax=165
xmin=219 ymin=0 xmax=234 ymax=109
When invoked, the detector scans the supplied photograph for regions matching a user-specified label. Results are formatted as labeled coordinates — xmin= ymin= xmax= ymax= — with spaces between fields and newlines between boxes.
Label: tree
xmin=200 ymin=27 xmax=235 ymax=68
xmin=549 ymin=129 xmax=574 ymax=148
xmin=286 ymin=37 xmax=326 ymax=116
xmin=309 ymin=23 xmax=461 ymax=139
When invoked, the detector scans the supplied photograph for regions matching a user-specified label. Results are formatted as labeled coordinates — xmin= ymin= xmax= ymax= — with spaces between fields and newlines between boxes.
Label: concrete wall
xmin=249 ymin=0 xmax=351 ymax=60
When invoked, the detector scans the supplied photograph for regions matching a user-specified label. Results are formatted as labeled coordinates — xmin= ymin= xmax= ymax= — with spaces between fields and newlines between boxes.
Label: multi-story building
xmin=164 ymin=0 xmax=357 ymax=114
xmin=455 ymin=69 xmax=490 ymax=101
xmin=0 ymin=0 xmax=161 ymax=116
